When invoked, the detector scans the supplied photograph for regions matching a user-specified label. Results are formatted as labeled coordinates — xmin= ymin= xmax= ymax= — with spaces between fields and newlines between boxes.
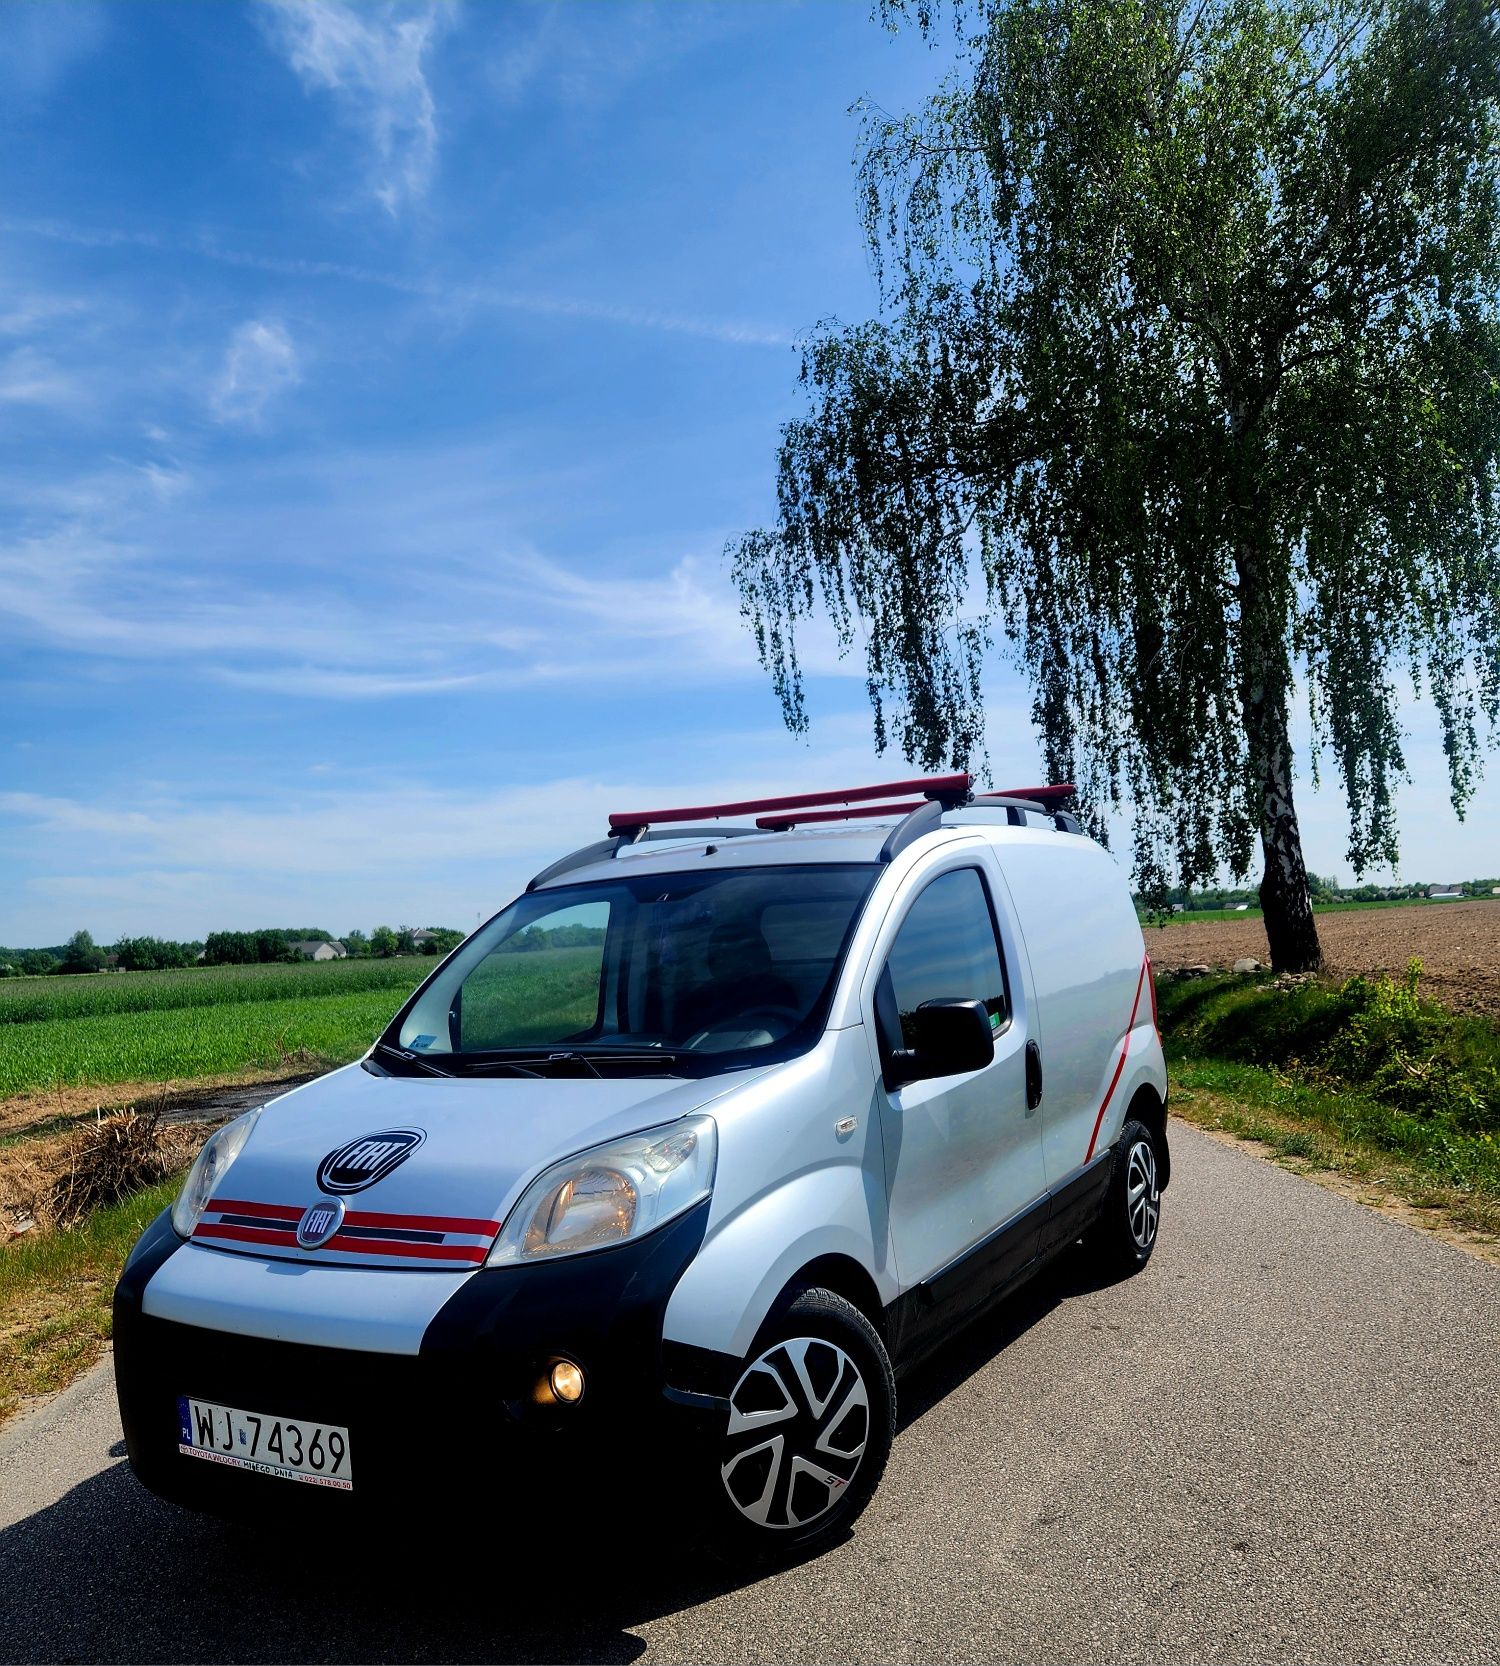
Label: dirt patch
xmin=0 ymin=1067 xmax=318 ymax=1145
xmin=1146 ymin=899 xmax=1500 ymax=1017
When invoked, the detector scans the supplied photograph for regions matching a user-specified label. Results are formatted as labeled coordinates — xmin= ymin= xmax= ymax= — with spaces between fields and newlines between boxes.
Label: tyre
xmin=704 ymin=1287 xmax=896 ymax=1565
xmin=1085 ymin=1117 xmax=1162 ymax=1275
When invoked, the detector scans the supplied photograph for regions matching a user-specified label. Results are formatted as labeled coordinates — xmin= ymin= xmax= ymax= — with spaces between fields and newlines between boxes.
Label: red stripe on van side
xmin=1084 ymin=959 xmax=1149 ymax=1163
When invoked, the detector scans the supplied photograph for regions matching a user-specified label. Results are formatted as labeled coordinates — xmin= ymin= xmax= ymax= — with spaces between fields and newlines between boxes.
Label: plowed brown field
xmin=1145 ymin=899 xmax=1500 ymax=1018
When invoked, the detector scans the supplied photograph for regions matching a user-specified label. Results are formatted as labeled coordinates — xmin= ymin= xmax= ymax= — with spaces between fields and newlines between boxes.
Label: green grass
xmin=0 ymin=949 xmax=610 ymax=1098
xmin=0 ymin=956 xmax=427 ymax=1026
xmin=1160 ymin=968 xmax=1500 ymax=1234
xmin=457 ymin=946 xmax=604 ymax=1048
xmin=0 ymin=989 xmax=409 ymax=1097
xmin=0 ymin=1176 xmax=178 ymax=1423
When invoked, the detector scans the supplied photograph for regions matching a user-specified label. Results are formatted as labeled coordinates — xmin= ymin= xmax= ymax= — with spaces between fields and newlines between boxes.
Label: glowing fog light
xmin=549 ymin=1360 xmax=585 ymax=1404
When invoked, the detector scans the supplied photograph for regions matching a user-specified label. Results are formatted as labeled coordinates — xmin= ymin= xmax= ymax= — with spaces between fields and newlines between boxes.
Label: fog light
xmin=549 ymin=1359 xmax=585 ymax=1404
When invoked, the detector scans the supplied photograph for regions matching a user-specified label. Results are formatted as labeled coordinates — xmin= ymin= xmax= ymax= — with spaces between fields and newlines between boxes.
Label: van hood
xmin=190 ymin=1061 xmax=766 ymax=1271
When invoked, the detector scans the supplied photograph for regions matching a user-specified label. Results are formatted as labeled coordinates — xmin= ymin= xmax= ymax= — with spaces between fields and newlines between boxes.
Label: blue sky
xmin=1 ymin=0 xmax=1494 ymax=947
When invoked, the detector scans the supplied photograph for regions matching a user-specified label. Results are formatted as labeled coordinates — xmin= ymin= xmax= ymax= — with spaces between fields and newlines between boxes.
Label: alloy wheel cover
xmin=1127 ymin=1139 xmax=1160 ymax=1249
xmin=720 ymin=1336 xmax=870 ymax=1530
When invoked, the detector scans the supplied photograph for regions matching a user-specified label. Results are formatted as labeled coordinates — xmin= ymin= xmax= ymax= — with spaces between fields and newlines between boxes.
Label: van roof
xmin=530 ymin=808 xmax=1090 ymax=893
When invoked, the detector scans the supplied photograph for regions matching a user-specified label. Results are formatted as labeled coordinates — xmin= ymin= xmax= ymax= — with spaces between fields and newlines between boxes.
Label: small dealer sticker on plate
xmin=178 ymin=1396 xmax=353 ymax=1490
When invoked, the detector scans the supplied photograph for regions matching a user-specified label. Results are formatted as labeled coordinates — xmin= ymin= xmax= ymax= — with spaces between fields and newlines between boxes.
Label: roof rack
xmin=606 ymin=773 xmax=972 ymax=839
xmin=527 ymin=775 xmax=1082 ymax=891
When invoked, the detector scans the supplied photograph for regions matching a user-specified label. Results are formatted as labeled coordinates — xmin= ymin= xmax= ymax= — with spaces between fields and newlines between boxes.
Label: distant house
xmin=290 ymin=939 xmax=347 ymax=961
xmin=409 ymin=929 xmax=436 ymax=949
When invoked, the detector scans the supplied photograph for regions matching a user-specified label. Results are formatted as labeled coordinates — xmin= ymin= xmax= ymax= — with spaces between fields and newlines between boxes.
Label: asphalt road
xmin=2 ymin=1123 xmax=1496 ymax=1665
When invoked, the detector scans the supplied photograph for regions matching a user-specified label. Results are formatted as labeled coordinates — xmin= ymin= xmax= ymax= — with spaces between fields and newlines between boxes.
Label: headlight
xmin=487 ymin=1115 xmax=716 ymax=1266
xmin=171 ymin=1109 xmax=261 ymax=1239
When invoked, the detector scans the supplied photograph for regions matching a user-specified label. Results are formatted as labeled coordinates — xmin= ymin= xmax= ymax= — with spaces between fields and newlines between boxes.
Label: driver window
xmin=882 ymin=868 xmax=1008 ymax=1049
xmin=456 ymin=901 xmax=609 ymax=1050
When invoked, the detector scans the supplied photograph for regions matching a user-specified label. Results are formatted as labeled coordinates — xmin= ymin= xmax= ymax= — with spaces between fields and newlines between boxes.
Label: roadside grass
xmin=1160 ymin=969 xmax=1500 ymax=1239
xmin=0 ymin=1176 xmax=178 ymax=1424
xmin=0 ymin=956 xmax=427 ymax=1026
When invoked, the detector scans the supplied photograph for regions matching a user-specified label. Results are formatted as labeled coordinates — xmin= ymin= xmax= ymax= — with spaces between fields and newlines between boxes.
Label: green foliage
xmin=201 ymin=930 xmax=299 ymax=966
xmin=731 ymin=0 xmax=1500 ymax=940
xmin=109 ymin=936 xmax=199 ymax=972
xmin=57 ymin=930 xmax=104 ymax=975
xmin=370 ymin=925 xmax=399 ymax=957
xmin=1159 ymin=962 xmax=1500 ymax=1150
xmin=343 ymin=929 xmax=370 ymax=957
xmin=498 ymin=923 xmax=609 ymax=954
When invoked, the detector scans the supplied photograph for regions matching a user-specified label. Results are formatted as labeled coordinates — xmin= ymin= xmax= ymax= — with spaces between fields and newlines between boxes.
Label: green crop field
xmin=0 ymin=956 xmax=426 ymax=1026
xmin=0 ymin=950 xmax=609 ymax=1098
xmin=0 ymin=959 xmax=435 ymax=1098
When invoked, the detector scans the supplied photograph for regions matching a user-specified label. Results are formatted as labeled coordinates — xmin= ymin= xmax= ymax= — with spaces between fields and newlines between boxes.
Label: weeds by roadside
xmin=0 ymin=1176 xmax=179 ymax=1424
xmin=1160 ymin=964 xmax=1500 ymax=1243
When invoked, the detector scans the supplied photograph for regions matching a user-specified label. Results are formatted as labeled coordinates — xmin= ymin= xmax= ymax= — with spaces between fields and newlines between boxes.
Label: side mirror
xmin=886 ymin=998 xmax=995 ymax=1088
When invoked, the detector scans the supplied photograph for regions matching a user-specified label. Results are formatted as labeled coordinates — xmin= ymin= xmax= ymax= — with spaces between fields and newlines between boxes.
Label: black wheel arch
xmin=776 ymin=1254 xmax=889 ymax=1346
xmin=1126 ymin=1084 xmax=1171 ymax=1190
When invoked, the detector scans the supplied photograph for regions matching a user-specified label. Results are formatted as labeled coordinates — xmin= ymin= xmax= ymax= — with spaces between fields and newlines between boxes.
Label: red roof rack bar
xmin=756 ymin=799 xmax=925 ymax=831
xmin=608 ymin=772 xmax=971 ymax=836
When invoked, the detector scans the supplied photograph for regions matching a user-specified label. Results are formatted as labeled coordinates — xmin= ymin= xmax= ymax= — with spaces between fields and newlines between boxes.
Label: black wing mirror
xmin=886 ymin=998 xmax=995 ymax=1088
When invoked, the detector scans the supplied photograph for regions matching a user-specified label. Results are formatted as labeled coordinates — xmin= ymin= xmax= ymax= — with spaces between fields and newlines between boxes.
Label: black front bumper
xmin=114 ymin=1200 xmax=719 ymax=1518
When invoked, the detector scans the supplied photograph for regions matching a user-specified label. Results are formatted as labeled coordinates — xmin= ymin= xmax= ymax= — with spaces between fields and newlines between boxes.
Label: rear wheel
xmin=1085 ymin=1117 xmax=1162 ymax=1275
xmin=704 ymin=1287 xmax=895 ymax=1564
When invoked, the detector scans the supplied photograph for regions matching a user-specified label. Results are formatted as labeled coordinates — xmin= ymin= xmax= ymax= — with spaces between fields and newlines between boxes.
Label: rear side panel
xmin=988 ymin=832 xmax=1165 ymax=1185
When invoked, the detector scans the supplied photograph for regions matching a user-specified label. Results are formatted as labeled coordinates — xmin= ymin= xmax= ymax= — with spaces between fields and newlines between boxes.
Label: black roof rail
xmin=526 ymin=824 xmax=766 ymax=891
xmin=879 ymin=798 xmax=944 ymax=862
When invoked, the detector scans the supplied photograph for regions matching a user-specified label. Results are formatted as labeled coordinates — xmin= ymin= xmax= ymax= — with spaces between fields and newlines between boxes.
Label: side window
xmin=456 ymin=901 xmax=609 ymax=1050
xmin=882 ymin=868 xmax=1008 ymax=1049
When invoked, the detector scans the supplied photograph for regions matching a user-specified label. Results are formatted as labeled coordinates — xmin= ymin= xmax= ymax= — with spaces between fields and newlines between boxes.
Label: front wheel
xmin=703 ymin=1288 xmax=895 ymax=1565
xmin=1084 ymin=1117 xmax=1162 ymax=1276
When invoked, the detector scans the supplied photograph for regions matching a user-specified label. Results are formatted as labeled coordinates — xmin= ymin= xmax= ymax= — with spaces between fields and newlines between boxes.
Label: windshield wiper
xmin=460 ymin=1049 xmax=678 ymax=1075
xmin=373 ymin=1041 xmax=457 ymax=1078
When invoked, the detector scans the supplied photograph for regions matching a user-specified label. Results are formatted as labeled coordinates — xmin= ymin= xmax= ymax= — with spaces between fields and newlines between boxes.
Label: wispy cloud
xmin=2 ymin=215 xmax=795 ymax=348
xmin=211 ymin=319 xmax=302 ymax=426
xmin=0 ymin=439 xmax=857 ymax=698
xmin=0 ymin=346 xmax=78 ymax=408
xmin=259 ymin=0 xmax=453 ymax=214
xmin=0 ymin=0 xmax=108 ymax=101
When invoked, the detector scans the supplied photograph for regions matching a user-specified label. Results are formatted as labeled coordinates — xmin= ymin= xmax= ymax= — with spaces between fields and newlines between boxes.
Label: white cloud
xmin=259 ymin=0 xmax=452 ymax=214
xmin=211 ymin=319 xmax=301 ymax=426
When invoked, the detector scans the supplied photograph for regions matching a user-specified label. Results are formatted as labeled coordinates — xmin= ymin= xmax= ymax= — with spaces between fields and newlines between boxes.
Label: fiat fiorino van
xmin=114 ymin=774 xmax=1168 ymax=1560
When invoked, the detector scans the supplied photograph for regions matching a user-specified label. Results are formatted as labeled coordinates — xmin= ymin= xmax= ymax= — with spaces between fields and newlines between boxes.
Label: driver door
xmin=863 ymin=855 xmax=1045 ymax=1311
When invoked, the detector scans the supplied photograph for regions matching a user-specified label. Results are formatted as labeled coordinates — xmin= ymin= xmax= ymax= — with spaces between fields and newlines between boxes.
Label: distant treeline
xmin=0 ymin=923 xmax=465 ymax=977
xmin=497 ymin=923 xmax=608 ymax=954
xmin=1139 ymin=874 xmax=1500 ymax=912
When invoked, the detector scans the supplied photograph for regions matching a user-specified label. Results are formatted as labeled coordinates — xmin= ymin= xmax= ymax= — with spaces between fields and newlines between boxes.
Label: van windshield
xmin=384 ymin=863 xmax=879 ymax=1078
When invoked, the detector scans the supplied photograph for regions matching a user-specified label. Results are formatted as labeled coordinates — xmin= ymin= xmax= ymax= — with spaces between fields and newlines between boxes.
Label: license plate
xmin=177 ymin=1396 xmax=353 ymax=1490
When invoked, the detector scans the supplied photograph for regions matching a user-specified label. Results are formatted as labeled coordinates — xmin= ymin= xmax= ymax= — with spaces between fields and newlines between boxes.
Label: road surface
xmin=1 ymin=1123 xmax=1496 ymax=1664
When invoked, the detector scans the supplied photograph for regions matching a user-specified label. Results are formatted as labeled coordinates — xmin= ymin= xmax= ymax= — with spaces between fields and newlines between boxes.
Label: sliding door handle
xmin=1024 ymin=1039 xmax=1043 ymax=1110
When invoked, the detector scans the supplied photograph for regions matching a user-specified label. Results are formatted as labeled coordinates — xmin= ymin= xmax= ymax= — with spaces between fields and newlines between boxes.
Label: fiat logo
xmin=296 ymin=1197 xmax=346 ymax=1249
xmin=316 ymin=1127 xmax=426 ymax=1194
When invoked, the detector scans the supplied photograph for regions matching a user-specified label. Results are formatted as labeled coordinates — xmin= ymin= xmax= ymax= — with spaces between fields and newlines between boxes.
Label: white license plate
xmin=178 ymin=1396 xmax=353 ymax=1490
